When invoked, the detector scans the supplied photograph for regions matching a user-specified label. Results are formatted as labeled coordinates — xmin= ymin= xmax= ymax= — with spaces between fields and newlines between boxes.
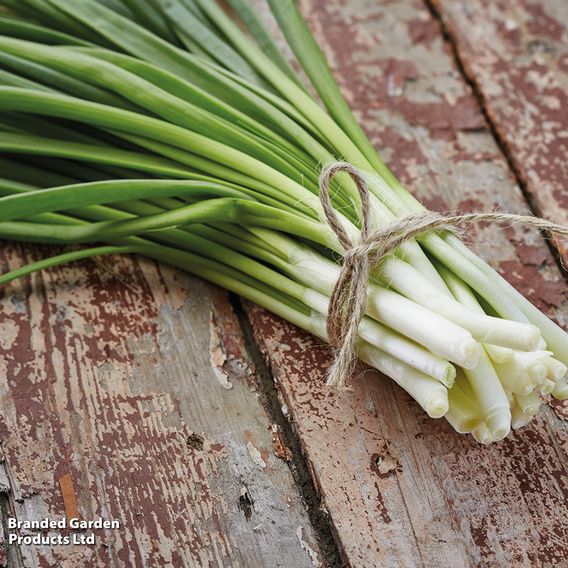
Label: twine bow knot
xmin=318 ymin=161 xmax=568 ymax=390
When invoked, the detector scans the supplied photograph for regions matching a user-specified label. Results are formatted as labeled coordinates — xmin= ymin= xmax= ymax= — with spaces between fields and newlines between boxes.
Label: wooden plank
xmin=430 ymin=0 xmax=568 ymax=258
xmin=243 ymin=0 xmax=568 ymax=566
xmin=0 ymin=245 xmax=322 ymax=567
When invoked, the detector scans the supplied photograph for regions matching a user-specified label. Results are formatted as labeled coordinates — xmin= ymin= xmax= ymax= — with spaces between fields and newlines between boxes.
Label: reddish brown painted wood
xmin=1 ymin=1 xmax=567 ymax=567
xmin=0 ymin=246 xmax=321 ymax=567
xmin=243 ymin=0 xmax=568 ymax=566
xmin=431 ymin=0 xmax=568 ymax=258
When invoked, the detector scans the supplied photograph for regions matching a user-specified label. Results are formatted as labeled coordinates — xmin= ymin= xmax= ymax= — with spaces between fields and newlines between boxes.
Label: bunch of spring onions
xmin=0 ymin=0 xmax=566 ymax=444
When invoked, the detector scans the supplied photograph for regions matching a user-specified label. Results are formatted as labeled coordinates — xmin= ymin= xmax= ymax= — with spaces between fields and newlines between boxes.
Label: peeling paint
xmin=209 ymin=312 xmax=233 ymax=391
xmin=246 ymin=441 xmax=267 ymax=470
xmin=271 ymin=424 xmax=293 ymax=462
xmin=296 ymin=525 xmax=322 ymax=568
xmin=370 ymin=450 xmax=399 ymax=477
xmin=0 ymin=247 xmax=321 ymax=566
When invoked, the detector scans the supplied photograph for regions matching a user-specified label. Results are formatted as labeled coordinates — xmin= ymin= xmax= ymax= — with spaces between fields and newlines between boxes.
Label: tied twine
xmin=319 ymin=161 xmax=568 ymax=390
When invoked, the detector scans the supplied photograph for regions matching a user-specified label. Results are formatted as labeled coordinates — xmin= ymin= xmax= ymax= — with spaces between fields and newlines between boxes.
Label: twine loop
xmin=319 ymin=161 xmax=568 ymax=390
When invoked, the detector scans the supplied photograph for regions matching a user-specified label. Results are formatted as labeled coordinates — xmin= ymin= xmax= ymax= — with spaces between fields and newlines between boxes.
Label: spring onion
xmin=0 ymin=0 xmax=566 ymax=444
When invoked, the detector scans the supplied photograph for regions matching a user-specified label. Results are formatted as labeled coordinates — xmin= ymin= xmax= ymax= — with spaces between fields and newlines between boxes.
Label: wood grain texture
xmin=430 ymin=0 xmax=568 ymax=258
xmin=1 ymin=1 xmax=567 ymax=567
xmin=0 ymin=245 xmax=321 ymax=567
xmin=243 ymin=0 xmax=568 ymax=566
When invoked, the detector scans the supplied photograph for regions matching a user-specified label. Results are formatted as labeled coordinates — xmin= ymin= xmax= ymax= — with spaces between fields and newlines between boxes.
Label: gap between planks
xmin=228 ymin=294 xmax=344 ymax=568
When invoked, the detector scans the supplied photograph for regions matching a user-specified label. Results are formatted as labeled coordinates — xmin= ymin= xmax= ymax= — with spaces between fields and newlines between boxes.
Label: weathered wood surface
xmin=0 ymin=248 xmax=322 ymax=567
xmin=1 ymin=1 xmax=568 ymax=568
xmin=243 ymin=0 xmax=568 ymax=566
xmin=430 ymin=0 xmax=568 ymax=258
